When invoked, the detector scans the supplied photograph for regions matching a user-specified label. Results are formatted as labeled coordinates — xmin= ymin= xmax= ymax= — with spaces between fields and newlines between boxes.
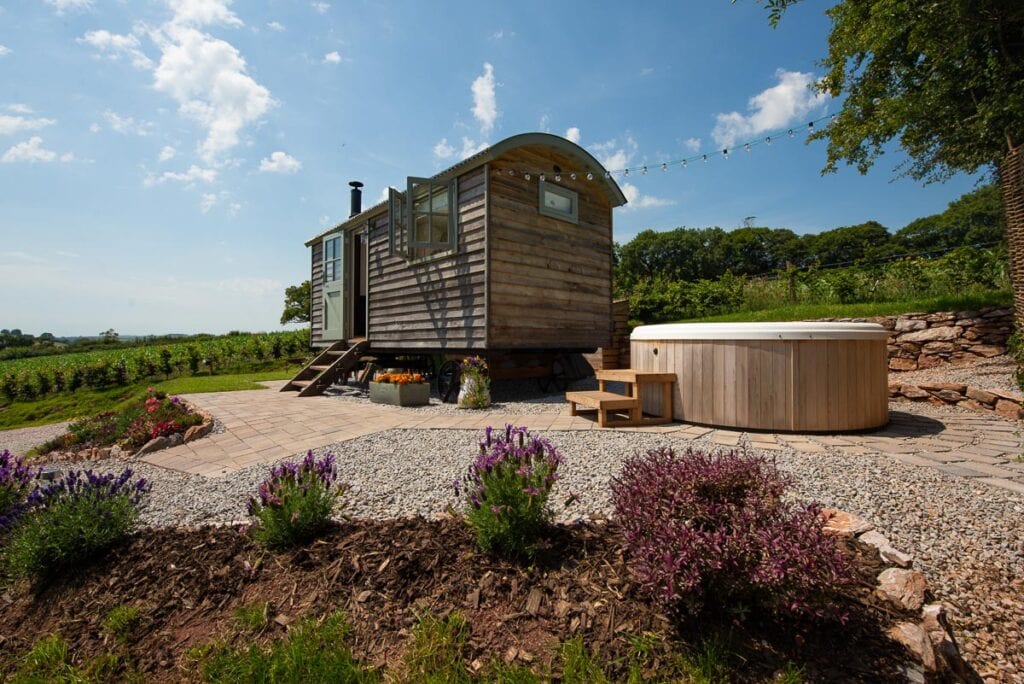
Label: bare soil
xmin=0 ymin=518 xmax=924 ymax=682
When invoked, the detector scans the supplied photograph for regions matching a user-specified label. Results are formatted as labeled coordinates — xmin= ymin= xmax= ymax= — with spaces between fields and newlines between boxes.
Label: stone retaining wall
xmin=889 ymin=381 xmax=1024 ymax=420
xmin=818 ymin=305 xmax=1013 ymax=371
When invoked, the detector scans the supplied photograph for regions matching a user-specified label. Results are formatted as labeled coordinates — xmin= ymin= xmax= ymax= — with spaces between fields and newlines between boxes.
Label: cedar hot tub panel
xmin=630 ymin=323 xmax=889 ymax=432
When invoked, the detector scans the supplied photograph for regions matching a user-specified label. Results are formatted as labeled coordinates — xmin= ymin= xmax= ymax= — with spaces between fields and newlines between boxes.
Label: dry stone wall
xmin=818 ymin=306 xmax=1013 ymax=371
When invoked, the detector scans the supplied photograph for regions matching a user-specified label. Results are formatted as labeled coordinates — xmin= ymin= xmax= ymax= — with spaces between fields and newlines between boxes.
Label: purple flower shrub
xmin=247 ymin=451 xmax=348 ymax=548
xmin=4 ymin=467 xmax=150 ymax=581
xmin=455 ymin=425 xmax=568 ymax=558
xmin=0 ymin=449 xmax=40 ymax=532
xmin=611 ymin=448 xmax=856 ymax=621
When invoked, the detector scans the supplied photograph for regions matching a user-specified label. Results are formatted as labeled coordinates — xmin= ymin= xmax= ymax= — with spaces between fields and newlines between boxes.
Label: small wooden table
xmin=566 ymin=369 xmax=676 ymax=427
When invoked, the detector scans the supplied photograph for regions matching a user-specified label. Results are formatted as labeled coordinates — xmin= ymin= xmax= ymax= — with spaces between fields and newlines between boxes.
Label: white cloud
xmin=6 ymin=104 xmax=33 ymax=114
xmin=43 ymin=0 xmax=94 ymax=14
xmin=78 ymin=29 xmax=153 ymax=69
xmin=323 ymin=51 xmax=341 ymax=64
xmin=471 ymin=62 xmax=497 ymax=134
xmin=620 ymin=182 xmax=674 ymax=210
xmin=228 ymin=201 xmax=241 ymax=216
xmin=152 ymin=22 xmax=275 ymax=163
xmin=640 ymin=67 xmax=654 ymax=77
xmin=266 ymin=21 xmax=285 ymax=32
xmin=538 ymin=113 xmax=550 ymax=132
xmin=590 ymin=135 xmax=639 ymax=174
xmin=102 ymin=110 xmax=153 ymax=136
xmin=458 ymin=137 xmax=487 ymax=160
xmin=433 ymin=138 xmax=455 ymax=159
xmin=0 ymin=113 xmax=56 ymax=136
xmin=200 ymin=192 xmax=218 ymax=213
xmin=711 ymin=69 xmax=828 ymax=148
xmin=89 ymin=122 xmax=101 ymax=133
xmin=311 ymin=2 xmax=330 ymax=13
xmin=490 ymin=29 xmax=514 ymax=40
xmin=159 ymin=145 xmax=177 ymax=161
xmin=1 ymin=137 xmax=58 ymax=163
xmin=146 ymin=164 xmax=218 ymax=185
xmin=167 ymin=0 xmax=243 ymax=29
xmin=0 ymin=45 xmax=10 ymax=57
xmin=376 ymin=187 xmax=389 ymax=204
xmin=258 ymin=150 xmax=301 ymax=174
xmin=565 ymin=127 xmax=581 ymax=144
xmin=684 ymin=137 xmax=701 ymax=152
xmin=59 ymin=152 xmax=75 ymax=162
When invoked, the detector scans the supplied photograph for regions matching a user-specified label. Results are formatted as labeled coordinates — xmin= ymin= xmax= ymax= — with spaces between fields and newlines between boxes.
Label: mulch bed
xmin=0 ymin=518 xmax=920 ymax=682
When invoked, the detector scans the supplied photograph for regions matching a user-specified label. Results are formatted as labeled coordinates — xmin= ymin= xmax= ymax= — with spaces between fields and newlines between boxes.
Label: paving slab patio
xmin=137 ymin=383 xmax=1024 ymax=495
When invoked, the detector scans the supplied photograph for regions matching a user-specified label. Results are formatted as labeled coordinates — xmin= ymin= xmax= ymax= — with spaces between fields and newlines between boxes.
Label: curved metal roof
xmin=306 ymin=132 xmax=627 ymax=244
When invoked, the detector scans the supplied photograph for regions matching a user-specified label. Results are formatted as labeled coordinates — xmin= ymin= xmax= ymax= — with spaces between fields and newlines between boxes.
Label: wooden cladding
xmin=366 ymin=166 xmax=487 ymax=350
xmin=310 ymin=240 xmax=324 ymax=345
xmin=630 ymin=337 xmax=889 ymax=432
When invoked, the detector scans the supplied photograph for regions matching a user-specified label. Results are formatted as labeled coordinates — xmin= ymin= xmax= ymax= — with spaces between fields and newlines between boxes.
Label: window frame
xmin=407 ymin=176 xmax=457 ymax=255
xmin=538 ymin=179 xmax=579 ymax=224
xmin=387 ymin=187 xmax=408 ymax=258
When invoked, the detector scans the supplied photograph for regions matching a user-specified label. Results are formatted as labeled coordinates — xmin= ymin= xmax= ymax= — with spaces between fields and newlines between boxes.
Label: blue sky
xmin=0 ymin=0 xmax=984 ymax=336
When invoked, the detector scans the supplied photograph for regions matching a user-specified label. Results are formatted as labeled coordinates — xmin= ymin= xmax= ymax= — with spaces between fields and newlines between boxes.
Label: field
xmin=0 ymin=330 xmax=310 ymax=404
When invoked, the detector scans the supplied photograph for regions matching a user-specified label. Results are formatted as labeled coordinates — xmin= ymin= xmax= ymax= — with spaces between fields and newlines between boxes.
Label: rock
xmin=970 ymin=344 xmax=1005 ymax=357
xmin=167 ymin=432 xmax=184 ymax=446
xmin=899 ymin=326 xmax=961 ymax=343
xmin=994 ymin=399 xmax=1024 ymax=420
xmin=981 ymin=307 xmax=1012 ymax=318
xmin=110 ymin=444 xmax=123 ymax=458
xmin=921 ymin=341 xmax=956 ymax=354
xmin=920 ymin=604 xmax=969 ymax=678
xmin=917 ymin=354 xmax=944 ymax=369
xmin=820 ymin=508 xmax=874 ymax=536
xmin=859 ymin=530 xmax=914 ymax=568
xmin=889 ymin=358 xmax=918 ymax=371
xmin=930 ymin=389 xmax=964 ymax=403
xmin=97 ymin=447 xmax=111 ymax=459
xmin=960 ymin=399 xmax=991 ymax=413
xmin=895 ymin=318 xmax=928 ymax=332
xmin=136 ymin=436 xmax=170 ymax=455
xmin=184 ymin=422 xmax=213 ymax=443
xmin=901 ymin=386 xmax=931 ymax=400
xmin=888 ymin=622 xmax=937 ymax=672
xmin=877 ymin=568 xmax=927 ymax=611
xmin=965 ymin=387 xmax=998 ymax=406
xmin=918 ymin=382 xmax=967 ymax=394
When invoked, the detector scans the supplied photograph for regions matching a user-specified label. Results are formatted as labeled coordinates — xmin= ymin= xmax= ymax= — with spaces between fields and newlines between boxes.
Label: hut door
xmin=321 ymin=233 xmax=345 ymax=341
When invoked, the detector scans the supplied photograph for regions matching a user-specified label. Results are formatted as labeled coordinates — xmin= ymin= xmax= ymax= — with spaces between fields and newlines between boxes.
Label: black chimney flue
xmin=349 ymin=181 xmax=364 ymax=218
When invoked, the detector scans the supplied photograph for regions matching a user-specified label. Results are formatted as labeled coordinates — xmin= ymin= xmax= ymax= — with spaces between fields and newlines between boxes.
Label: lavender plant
xmin=247 ymin=451 xmax=347 ymax=548
xmin=0 ymin=449 xmax=39 ymax=532
xmin=455 ymin=425 xmax=567 ymax=559
xmin=4 ymin=468 xmax=150 ymax=581
xmin=611 ymin=448 xmax=856 ymax=621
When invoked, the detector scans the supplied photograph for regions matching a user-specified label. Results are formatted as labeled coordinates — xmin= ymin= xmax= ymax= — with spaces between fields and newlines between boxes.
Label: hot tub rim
xmin=630 ymin=321 xmax=890 ymax=342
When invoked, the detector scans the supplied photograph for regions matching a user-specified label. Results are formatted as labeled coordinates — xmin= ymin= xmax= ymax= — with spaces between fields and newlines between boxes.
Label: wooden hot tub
xmin=630 ymin=322 xmax=889 ymax=432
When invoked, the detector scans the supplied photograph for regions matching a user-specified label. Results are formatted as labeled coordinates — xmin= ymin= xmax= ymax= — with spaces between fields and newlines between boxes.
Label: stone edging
xmin=820 ymin=508 xmax=969 ymax=679
xmin=32 ymin=398 xmax=215 ymax=463
xmin=889 ymin=382 xmax=1024 ymax=420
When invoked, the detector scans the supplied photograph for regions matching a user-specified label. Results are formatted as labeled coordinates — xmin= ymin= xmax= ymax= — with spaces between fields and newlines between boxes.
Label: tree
xmin=280 ymin=280 xmax=311 ymax=325
xmin=758 ymin=0 xmax=1024 ymax=319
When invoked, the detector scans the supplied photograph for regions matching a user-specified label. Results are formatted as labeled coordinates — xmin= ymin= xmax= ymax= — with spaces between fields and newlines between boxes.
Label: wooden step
xmin=565 ymin=390 xmax=639 ymax=411
xmin=310 ymin=365 xmax=331 ymax=372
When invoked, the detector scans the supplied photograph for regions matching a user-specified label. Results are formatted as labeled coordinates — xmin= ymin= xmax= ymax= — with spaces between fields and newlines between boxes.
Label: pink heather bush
xmin=611 ymin=448 xmax=856 ymax=621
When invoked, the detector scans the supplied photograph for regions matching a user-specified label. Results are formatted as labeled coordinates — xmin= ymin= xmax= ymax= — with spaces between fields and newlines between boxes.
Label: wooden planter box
xmin=369 ymin=381 xmax=430 ymax=407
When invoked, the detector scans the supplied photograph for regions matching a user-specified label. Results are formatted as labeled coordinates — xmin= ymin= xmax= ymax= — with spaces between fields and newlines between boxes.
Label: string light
xmin=554 ymin=174 xmax=561 ymax=181
xmin=492 ymin=114 xmax=830 ymax=181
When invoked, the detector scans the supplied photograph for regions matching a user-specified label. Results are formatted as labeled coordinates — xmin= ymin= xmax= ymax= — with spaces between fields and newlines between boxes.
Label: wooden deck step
xmin=280 ymin=339 xmax=370 ymax=396
xmin=564 ymin=390 xmax=639 ymax=411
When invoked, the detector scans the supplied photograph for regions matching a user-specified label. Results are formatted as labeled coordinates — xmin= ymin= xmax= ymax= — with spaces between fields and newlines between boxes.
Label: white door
xmin=322 ymin=233 xmax=345 ymax=341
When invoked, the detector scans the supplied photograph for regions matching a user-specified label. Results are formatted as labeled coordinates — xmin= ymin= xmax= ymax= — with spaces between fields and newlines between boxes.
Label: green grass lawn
xmin=0 ymin=368 xmax=298 ymax=432
xmin=681 ymin=291 xmax=1011 ymax=323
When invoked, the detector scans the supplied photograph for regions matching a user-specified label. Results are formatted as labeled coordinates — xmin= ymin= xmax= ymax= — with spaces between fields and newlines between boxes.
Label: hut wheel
xmin=436 ymin=360 xmax=461 ymax=404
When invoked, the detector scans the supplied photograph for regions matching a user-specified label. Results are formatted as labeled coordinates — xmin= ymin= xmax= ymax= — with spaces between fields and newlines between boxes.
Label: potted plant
xmin=369 ymin=372 xmax=430 ymax=407
xmin=458 ymin=356 xmax=490 ymax=409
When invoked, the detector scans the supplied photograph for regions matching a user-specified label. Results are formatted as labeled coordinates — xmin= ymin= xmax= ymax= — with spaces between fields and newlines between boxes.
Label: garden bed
xmin=0 ymin=517 xmax=933 ymax=682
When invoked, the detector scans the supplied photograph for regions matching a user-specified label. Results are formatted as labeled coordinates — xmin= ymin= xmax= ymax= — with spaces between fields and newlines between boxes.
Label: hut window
xmin=323 ymin=235 xmax=342 ymax=282
xmin=406 ymin=176 xmax=457 ymax=258
xmin=538 ymin=180 xmax=579 ymax=224
xmin=387 ymin=187 xmax=407 ymax=257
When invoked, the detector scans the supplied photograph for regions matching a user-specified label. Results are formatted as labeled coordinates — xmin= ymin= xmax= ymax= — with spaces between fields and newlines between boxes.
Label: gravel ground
xmin=893 ymin=354 xmax=1018 ymax=394
xmin=0 ymin=421 xmax=71 ymax=457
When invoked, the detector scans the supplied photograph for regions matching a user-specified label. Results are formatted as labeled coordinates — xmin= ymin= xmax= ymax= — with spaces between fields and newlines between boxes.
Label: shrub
xmin=1 ymin=373 xmax=17 ymax=401
xmin=455 ymin=425 xmax=567 ymax=559
xmin=611 ymin=448 xmax=855 ymax=621
xmin=4 ymin=468 xmax=150 ymax=581
xmin=0 ymin=449 xmax=39 ymax=532
xmin=247 ymin=451 xmax=347 ymax=548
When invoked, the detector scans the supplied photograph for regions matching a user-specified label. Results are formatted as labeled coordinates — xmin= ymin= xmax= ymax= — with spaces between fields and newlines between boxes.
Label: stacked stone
xmin=821 ymin=508 xmax=969 ymax=680
xmin=888 ymin=382 xmax=1024 ymax=419
xmin=816 ymin=305 xmax=1013 ymax=371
